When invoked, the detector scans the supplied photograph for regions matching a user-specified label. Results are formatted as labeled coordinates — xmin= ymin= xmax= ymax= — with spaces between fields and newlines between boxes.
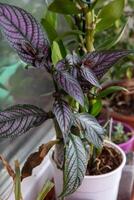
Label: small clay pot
xmin=101 ymin=79 xmax=134 ymax=128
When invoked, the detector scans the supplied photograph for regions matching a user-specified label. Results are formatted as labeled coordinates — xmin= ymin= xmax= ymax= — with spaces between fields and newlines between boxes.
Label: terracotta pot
xmin=50 ymin=141 xmax=126 ymax=200
xmin=101 ymin=79 xmax=134 ymax=129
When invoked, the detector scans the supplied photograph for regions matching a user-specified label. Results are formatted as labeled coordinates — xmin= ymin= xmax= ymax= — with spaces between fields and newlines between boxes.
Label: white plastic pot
xmin=50 ymin=141 xmax=126 ymax=200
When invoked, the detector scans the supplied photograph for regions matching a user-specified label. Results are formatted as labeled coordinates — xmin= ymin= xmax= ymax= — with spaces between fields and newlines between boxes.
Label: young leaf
xmin=0 ymin=104 xmax=48 ymax=138
xmin=56 ymin=53 xmax=80 ymax=71
xmin=74 ymin=113 xmax=104 ymax=147
xmin=53 ymin=100 xmax=72 ymax=142
xmin=51 ymin=41 xmax=63 ymax=64
xmin=65 ymin=53 xmax=81 ymax=67
xmin=80 ymin=66 xmax=101 ymax=88
xmin=60 ymin=134 xmax=87 ymax=198
xmin=48 ymin=0 xmax=81 ymax=15
xmin=56 ymin=59 xmax=67 ymax=71
xmin=0 ymin=3 xmax=50 ymax=69
xmin=82 ymin=50 xmax=132 ymax=80
xmin=96 ymin=0 xmax=125 ymax=32
xmin=54 ymin=70 xmax=84 ymax=106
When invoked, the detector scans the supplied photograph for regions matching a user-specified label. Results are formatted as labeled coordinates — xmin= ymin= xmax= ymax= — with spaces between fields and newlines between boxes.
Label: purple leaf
xmin=60 ymin=134 xmax=87 ymax=198
xmin=70 ymin=66 xmax=79 ymax=79
xmin=0 ymin=104 xmax=48 ymax=138
xmin=56 ymin=59 xmax=66 ymax=71
xmin=56 ymin=53 xmax=81 ymax=71
xmin=74 ymin=113 xmax=104 ymax=147
xmin=0 ymin=3 xmax=50 ymax=68
xmin=80 ymin=66 xmax=101 ymax=88
xmin=65 ymin=53 xmax=81 ymax=67
xmin=82 ymin=50 xmax=132 ymax=80
xmin=54 ymin=70 xmax=84 ymax=106
xmin=53 ymin=100 xmax=72 ymax=142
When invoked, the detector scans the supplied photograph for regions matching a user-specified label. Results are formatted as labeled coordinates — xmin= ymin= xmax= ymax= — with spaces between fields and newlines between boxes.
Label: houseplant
xmin=100 ymin=119 xmax=134 ymax=153
xmin=111 ymin=121 xmax=134 ymax=153
xmin=0 ymin=1 xmax=132 ymax=200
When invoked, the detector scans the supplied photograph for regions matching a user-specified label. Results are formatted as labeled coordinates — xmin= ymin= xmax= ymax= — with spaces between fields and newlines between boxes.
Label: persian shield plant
xmin=0 ymin=1 xmax=132 ymax=199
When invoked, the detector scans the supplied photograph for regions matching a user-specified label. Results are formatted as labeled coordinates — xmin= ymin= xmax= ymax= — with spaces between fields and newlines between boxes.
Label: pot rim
xmin=84 ymin=140 xmax=126 ymax=179
xmin=50 ymin=140 xmax=126 ymax=180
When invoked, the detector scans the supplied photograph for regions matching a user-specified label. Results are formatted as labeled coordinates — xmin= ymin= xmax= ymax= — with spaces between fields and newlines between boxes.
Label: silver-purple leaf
xmin=53 ymin=100 xmax=72 ymax=142
xmin=82 ymin=50 xmax=132 ymax=80
xmin=74 ymin=113 xmax=104 ymax=148
xmin=0 ymin=3 xmax=50 ymax=68
xmin=56 ymin=53 xmax=81 ymax=71
xmin=56 ymin=59 xmax=66 ymax=71
xmin=60 ymin=134 xmax=87 ymax=198
xmin=80 ymin=66 xmax=101 ymax=88
xmin=0 ymin=104 xmax=48 ymax=138
xmin=65 ymin=53 xmax=81 ymax=67
xmin=54 ymin=70 xmax=84 ymax=106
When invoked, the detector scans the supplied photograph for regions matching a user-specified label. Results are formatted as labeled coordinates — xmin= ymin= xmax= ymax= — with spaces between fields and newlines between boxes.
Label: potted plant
xmin=100 ymin=119 xmax=134 ymax=153
xmin=111 ymin=121 xmax=134 ymax=153
xmin=0 ymin=1 xmax=132 ymax=200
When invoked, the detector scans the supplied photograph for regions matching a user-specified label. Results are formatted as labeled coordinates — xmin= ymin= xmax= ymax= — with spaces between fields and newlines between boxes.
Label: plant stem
xmin=14 ymin=160 xmax=23 ymax=200
xmin=85 ymin=9 xmax=95 ymax=52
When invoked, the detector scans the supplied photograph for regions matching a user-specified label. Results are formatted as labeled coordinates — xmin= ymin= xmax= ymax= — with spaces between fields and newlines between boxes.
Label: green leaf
xmin=91 ymin=99 xmax=102 ymax=117
xmin=44 ymin=11 xmax=57 ymax=29
xmin=41 ymin=10 xmax=58 ymax=43
xmin=51 ymin=41 xmax=63 ymax=64
xmin=97 ymin=22 xmax=127 ymax=50
xmin=36 ymin=180 xmax=54 ymax=200
xmin=75 ymin=113 xmax=104 ymax=148
xmin=64 ymin=15 xmax=77 ymax=30
xmin=41 ymin=18 xmax=57 ymax=43
xmin=41 ymin=12 xmax=66 ymax=58
xmin=99 ymin=86 xmax=128 ymax=98
xmin=96 ymin=0 xmax=125 ymax=32
xmin=56 ymin=30 xmax=85 ymax=41
xmin=60 ymin=134 xmax=87 ymax=198
xmin=48 ymin=0 xmax=81 ymax=15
